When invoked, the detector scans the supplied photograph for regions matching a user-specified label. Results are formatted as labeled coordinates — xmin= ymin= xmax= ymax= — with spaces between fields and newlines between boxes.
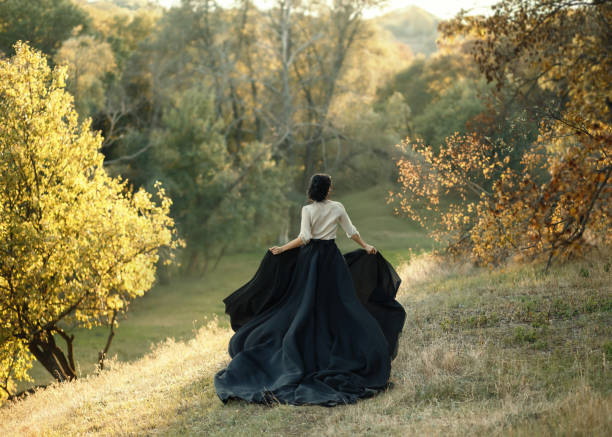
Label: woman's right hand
xmin=364 ymin=244 xmax=377 ymax=255
xmin=269 ymin=246 xmax=284 ymax=255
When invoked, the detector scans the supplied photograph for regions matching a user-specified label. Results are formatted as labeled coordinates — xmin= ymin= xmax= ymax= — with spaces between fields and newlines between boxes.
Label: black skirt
xmin=214 ymin=238 xmax=406 ymax=407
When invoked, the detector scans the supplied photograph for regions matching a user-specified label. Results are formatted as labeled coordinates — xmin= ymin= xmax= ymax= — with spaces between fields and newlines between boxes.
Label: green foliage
xmin=103 ymin=10 xmax=159 ymax=71
xmin=378 ymin=50 xmax=540 ymax=164
xmin=412 ymin=78 xmax=488 ymax=148
xmin=513 ymin=326 xmax=538 ymax=344
xmin=377 ymin=57 xmax=433 ymax=116
xmin=0 ymin=0 xmax=90 ymax=57
xmin=328 ymin=98 xmax=407 ymax=189
xmin=149 ymin=85 xmax=290 ymax=274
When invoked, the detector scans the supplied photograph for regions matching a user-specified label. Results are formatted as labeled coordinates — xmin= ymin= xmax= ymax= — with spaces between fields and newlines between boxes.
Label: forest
xmin=0 ymin=0 xmax=610 ymax=413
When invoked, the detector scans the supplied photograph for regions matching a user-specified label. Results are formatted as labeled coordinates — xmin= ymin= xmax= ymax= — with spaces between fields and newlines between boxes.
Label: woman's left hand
xmin=365 ymin=244 xmax=377 ymax=255
xmin=269 ymin=246 xmax=284 ymax=255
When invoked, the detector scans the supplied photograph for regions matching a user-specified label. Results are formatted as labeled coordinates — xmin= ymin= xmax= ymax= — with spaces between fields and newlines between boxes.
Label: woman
xmin=214 ymin=174 xmax=406 ymax=406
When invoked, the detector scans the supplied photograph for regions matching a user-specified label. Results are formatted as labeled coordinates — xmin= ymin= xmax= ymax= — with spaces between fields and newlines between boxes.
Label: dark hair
xmin=307 ymin=173 xmax=332 ymax=202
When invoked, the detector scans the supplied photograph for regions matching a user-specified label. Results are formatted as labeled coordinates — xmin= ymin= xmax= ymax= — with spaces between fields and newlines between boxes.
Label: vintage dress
xmin=214 ymin=200 xmax=406 ymax=406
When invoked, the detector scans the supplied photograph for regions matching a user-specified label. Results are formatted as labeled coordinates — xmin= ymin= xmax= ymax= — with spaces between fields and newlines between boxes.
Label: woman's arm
xmin=269 ymin=236 xmax=303 ymax=255
xmin=350 ymin=233 xmax=377 ymax=254
xmin=269 ymin=234 xmax=375 ymax=255
xmin=270 ymin=205 xmax=310 ymax=255
xmin=338 ymin=202 xmax=376 ymax=254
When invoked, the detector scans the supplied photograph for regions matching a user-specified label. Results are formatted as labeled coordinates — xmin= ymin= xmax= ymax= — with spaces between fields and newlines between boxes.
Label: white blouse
xmin=297 ymin=199 xmax=359 ymax=245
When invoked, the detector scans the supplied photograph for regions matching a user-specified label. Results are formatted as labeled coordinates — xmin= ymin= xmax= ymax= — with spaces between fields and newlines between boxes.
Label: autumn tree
xmin=390 ymin=0 xmax=611 ymax=269
xmin=0 ymin=42 xmax=183 ymax=401
xmin=388 ymin=133 xmax=512 ymax=260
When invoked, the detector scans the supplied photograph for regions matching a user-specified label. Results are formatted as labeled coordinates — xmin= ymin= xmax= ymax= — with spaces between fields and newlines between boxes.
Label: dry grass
xmin=1 ymin=253 xmax=611 ymax=436
xmin=395 ymin=251 xmax=473 ymax=297
xmin=1 ymin=320 xmax=233 ymax=436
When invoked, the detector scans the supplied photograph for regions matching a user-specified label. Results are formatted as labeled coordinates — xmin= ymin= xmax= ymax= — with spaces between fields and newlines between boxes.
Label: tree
xmin=257 ymin=0 xmax=385 ymax=231
xmin=149 ymin=85 xmax=290 ymax=274
xmin=411 ymin=78 xmax=488 ymax=150
xmin=88 ymin=8 xmax=161 ymax=168
xmin=443 ymin=0 xmax=612 ymax=267
xmin=390 ymin=0 xmax=611 ymax=269
xmin=0 ymin=0 xmax=90 ymax=57
xmin=0 ymin=42 xmax=184 ymax=401
xmin=126 ymin=0 xmax=388 ymax=236
xmin=54 ymin=35 xmax=117 ymax=117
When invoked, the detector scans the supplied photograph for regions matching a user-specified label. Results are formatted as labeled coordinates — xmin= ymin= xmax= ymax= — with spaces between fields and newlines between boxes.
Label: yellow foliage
xmin=0 ymin=42 xmax=184 ymax=401
xmin=390 ymin=1 xmax=611 ymax=268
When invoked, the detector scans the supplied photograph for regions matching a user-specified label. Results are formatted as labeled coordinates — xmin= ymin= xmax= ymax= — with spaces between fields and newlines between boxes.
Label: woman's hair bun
xmin=307 ymin=173 xmax=332 ymax=202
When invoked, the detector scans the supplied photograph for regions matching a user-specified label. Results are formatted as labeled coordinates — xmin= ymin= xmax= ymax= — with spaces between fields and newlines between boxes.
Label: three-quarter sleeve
xmin=337 ymin=203 xmax=359 ymax=239
xmin=298 ymin=205 xmax=312 ymax=245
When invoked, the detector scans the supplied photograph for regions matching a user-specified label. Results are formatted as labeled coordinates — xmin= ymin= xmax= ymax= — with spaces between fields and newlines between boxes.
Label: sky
xmin=367 ymin=0 xmax=499 ymax=18
xmin=155 ymin=0 xmax=500 ymax=19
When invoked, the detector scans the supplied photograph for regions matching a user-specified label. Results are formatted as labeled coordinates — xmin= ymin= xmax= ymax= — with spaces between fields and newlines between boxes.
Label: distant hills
xmin=81 ymin=0 xmax=155 ymax=10
xmin=76 ymin=0 xmax=160 ymax=16
xmin=371 ymin=6 xmax=440 ymax=56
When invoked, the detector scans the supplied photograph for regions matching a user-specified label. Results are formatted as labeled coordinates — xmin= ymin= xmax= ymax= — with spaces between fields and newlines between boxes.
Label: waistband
xmin=309 ymin=238 xmax=336 ymax=245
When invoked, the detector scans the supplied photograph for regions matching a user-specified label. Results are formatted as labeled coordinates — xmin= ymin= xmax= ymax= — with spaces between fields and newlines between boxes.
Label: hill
xmin=74 ymin=0 xmax=164 ymax=21
xmin=2 ymin=251 xmax=610 ymax=435
xmin=372 ymin=6 xmax=440 ymax=56
xmin=76 ymin=0 xmax=155 ymax=11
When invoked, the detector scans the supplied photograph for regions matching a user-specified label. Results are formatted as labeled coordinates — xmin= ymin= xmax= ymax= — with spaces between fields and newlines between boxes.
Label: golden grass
xmin=1 ymin=319 xmax=232 ymax=436
xmin=1 ymin=254 xmax=611 ymax=436
xmin=395 ymin=250 xmax=473 ymax=296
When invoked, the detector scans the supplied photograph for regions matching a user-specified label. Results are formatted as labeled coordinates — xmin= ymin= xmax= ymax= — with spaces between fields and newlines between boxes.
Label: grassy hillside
xmin=2 ymin=250 xmax=610 ymax=435
xmin=15 ymin=184 xmax=431 ymax=392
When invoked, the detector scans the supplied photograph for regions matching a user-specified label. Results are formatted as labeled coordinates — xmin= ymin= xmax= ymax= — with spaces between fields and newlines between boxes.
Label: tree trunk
xmin=211 ymin=243 xmax=229 ymax=272
xmin=98 ymin=310 xmax=117 ymax=370
xmin=27 ymin=328 xmax=77 ymax=382
xmin=288 ymin=202 xmax=301 ymax=238
xmin=185 ymin=249 xmax=200 ymax=276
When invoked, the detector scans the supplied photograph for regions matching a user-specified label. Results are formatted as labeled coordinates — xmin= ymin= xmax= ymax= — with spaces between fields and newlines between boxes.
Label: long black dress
xmin=214 ymin=238 xmax=406 ymax=407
